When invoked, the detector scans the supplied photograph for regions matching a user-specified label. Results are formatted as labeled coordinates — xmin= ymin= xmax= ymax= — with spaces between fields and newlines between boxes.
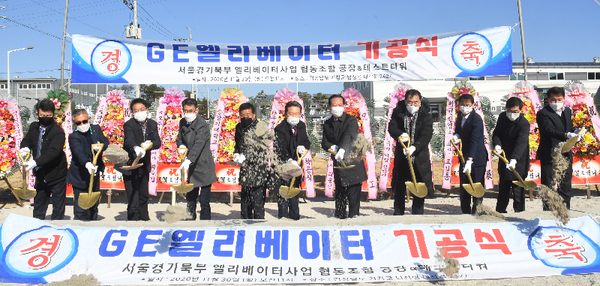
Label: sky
xmin=1 ymin=0 xmax=599 ymax=99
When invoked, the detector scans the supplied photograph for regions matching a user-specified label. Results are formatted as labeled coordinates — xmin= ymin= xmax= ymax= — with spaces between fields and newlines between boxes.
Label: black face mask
xmin=39 ymin=117 xmax=54 ymax=127
xmin=240 ymin=117 xmax=253 ymax=127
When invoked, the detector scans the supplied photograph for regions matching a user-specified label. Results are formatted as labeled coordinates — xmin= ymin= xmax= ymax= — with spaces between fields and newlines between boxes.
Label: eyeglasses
xmin=74 ymin=119 xmax=89 ymax=126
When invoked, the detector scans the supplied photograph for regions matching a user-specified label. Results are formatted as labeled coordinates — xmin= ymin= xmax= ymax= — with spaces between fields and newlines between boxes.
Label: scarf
xmin=403 ymin=110 xmax=419 ymax=161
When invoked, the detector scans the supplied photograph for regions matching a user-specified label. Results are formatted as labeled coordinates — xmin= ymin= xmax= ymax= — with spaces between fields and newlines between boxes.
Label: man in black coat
xmin=321 ymin=94 xmax=368 ymax=219
xmin=19 ymin=99 xmax=68 ymax=220
xmin=234 ymin=103 xmax=274 ymax=219
xmin=176 ymin=98 xmax=217 ymax=220
xmin=536 ymin=87 xmax=579 ymax=210
xmin=66 ymin=109 xmax=109 ymax=220
xmin=121 ymin=98 xmax=161 ymax=221
xmin=274 ymin=101 xmax=311 ymax=220
xmin=453 ymin=93 xmax=488 ymax=214
xmin=388 ymin=89 xmax=434 ymax=215
xmin=492 ymin=97 xmax=530 ymax=213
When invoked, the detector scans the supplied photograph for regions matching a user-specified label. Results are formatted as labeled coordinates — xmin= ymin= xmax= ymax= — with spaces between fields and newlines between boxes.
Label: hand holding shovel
xmin=279 ymin=149 xmax=308 ymax=199
xmin=78 ymin=143 xmax=104 ymax=210
xmin=492 ymin=149 xmax=537 ymax=201
xmin=327 ymin=149 xmax=355 ymax=169
xmin=171 ymin=148 xmax=195 ymax=194
xmin=121 ymin=142 xmax=153 ymax=170
xmin=450 ymin=139 xmax=485 ymax=198
xmin=12 ymin=150 xmax=36 ymax=200
xmin=398 ymin=137 xmax=428 ymax=198
xmin=562 ymin=127 xmax=586 ymax=153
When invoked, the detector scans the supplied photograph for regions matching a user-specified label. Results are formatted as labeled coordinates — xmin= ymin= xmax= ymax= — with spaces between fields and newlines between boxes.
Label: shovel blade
xmin=462 ymin=183 xmax=485 ymax=198
xmin=171 ymin=184 xmax=195 ymax=194
xmin=562 ymin=136 xmax=579 ymax=153
xmin=77 ymin=192 xmax=101 ymax=210
xmin=120 ymin=163 xmax=144 ymax=170
xmin=13 ymin=188 xmax=37 ymax=200
xmin=279 ymin=186 xmax=301 ymax=199
xmin=405 ymin=181 xmax=428 ymax=198
xmin=512 ymin=180 xmax=537 ymax=190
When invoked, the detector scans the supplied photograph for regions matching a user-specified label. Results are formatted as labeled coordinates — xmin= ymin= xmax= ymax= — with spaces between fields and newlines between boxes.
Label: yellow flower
xmin=583 ymin=133 xmax=595 ymax=145
xmin=224 ymin=119 xmax=237 ymax=131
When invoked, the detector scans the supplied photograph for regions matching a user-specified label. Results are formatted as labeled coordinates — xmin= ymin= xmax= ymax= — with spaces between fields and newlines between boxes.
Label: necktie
xmin=293 ymin=126 xmax=297 ymax=138
xmin=36 ymin=127 xmax=45 ymax=160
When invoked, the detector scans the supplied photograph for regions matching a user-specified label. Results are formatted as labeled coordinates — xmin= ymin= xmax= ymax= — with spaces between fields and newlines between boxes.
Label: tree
xmin=480 ymin=96 xmax=496 ymax=139
xmin=109 ymin=84 xmax=135 ymax=98
xmin=20 ymin=106 xmax=31 ymax=134
xmin=139 ymin=84 xmax=165 ymax=105
xmin=249 ymin=90 xmax=270 ymax=120
xmin=312 ymin=92 xmax=329 ymax=114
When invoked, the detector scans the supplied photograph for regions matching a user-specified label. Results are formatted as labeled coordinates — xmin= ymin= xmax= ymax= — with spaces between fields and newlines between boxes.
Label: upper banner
xmin=1 ymin=214 xmax=599 ymax=284
xmin=71 ymin=26 xmax=512 ymax=84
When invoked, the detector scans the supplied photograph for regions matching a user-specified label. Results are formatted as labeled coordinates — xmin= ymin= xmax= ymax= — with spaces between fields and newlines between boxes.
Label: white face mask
xmin=550 ymin=102 xmax=564 ymax=112
xmin=406 ymin=105 xmax=419 ymax=115
xmin=287 ymin=116 xmax=300 ymax=127
xmin=77 ymin=123 xmax=90 ymax=133
xmin=331 ymin=106 xmax=344 ymax=118
xmin=460 ymin=106 xmax=473 ymax=115
xmin=134 ymin=111 xmax=148 ymax=123
xmin=184 ymin=112 xmax=197 ymax=123
xmin=507 ymin=112 xmax=520 ymax=121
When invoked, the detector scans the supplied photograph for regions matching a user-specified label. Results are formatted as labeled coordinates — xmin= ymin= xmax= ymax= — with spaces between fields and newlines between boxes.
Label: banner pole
xmin=517 ymin=0 xmax=528 ymax=81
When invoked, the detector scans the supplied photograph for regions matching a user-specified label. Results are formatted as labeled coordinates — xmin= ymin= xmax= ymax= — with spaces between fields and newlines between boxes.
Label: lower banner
xmin=1 ymin=215 xmax=599 ymax=284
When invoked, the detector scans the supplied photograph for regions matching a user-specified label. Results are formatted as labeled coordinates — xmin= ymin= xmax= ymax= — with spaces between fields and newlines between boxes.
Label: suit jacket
xmin=388 ymin=100 xmax=434 ymax=197
xmin=455 ymin=111 xmax=488 ymax=167
xmin=321 ymin=113 xmax=367 ymax=187
xmin=492 ymin=112 xmax=530 ymax=180
xmin=120 ymin=118 xmax=161 ymax=175
xmin=176 ymin=117 xmax=217 ymax=188
xmin=66 ymin=125 xmax=110 ymax=189
xmin=536 ymin=105 xmax=574 ymax=163
xmin=20 ymin=121 xmax=68 ymax=182
xmin=275 ymin=120 xmax=311 ymax=162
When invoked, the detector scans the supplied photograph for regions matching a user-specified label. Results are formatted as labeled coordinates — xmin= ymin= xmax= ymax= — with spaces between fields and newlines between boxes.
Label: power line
xmin=137 ymin=2 xmax=180 ymax=39
xmin=1 ymin=16 xmax=67 ymax=41
xmin=0 ymin=68 xmax=61 ymax=75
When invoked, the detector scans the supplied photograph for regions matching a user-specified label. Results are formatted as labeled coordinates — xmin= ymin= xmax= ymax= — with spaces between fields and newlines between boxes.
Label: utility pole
xmin=186 ymin=27 xmax=194 ymax=98
xmin=60 ymin=0 xmax=69 ymax=89
xmin=124 ymin=0 xmax=142 ymax=97
xmin=517 ymin=0 xmax=528 ymax=81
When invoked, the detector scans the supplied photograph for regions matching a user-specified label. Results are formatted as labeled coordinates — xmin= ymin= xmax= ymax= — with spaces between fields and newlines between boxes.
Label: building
xmin=344 ymin=60 xmax=600 ymax=121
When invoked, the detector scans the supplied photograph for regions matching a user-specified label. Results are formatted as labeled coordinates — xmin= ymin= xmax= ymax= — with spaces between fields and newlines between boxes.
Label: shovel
xmin=13 ymin=150 xmax=37 ymax=200
xmin=171 ymin=148 xmax=195 ymax=194
xmin=398 ymin=137 xmax=428 ymax=198
xmin=562 ymin=127 xmax=586 ymax=153
xmin=279 ymin=150 xmax=308 ymax=199
xmin=327 ymin=149 xmax=355 ymax=169
xmin=120 ymin=142 xmax=153 ymax=170
xmin=450 ymin=139 xmax=485 ymax=198
xmin=492 ymin=149 xmax=537 ymax=201
xmin=78 ymin=143 xmax=104 ymax=210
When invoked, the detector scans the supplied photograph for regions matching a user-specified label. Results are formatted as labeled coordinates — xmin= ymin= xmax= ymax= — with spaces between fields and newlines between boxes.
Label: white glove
xmin=178 ymin=145 xmax=187 ymax=155
xmin=494 ymin=145 xmax=502 ymax=153
xmin=134 ymin=146 xmax=146 ymax=158
xmin=289 ymin=159 xmax=300 ymax=168
xmin=85 ymin=162 xmax=98 ymax=175
xmin=400 ymin=133 xmax=409 ymax=143
xmin=567 ymin=132 xmax=578 ymax=139
xmin=233 ymin=153 xmax=246 ymax=164
xmin=506 ymin=159 xmax=517 ymax=170
xmin=463 ymin=160 xmax=473 ymax=174
xmin=453 ymin=134 xmax=460 ymax=144
xmin=403 ymin=146 xmax=416 ymax=157
xmin=330 ymin=145 xmax=339 ymax=153
xmin=574 ymin=128 xmax=582 ymax=134
xmin=19 ymin=147 xmax=31 ymax=157
xmin=141 ymin=140 xmax=152 ymax=149
xmin=24 ymin=160 xmax=37 ymax=172
xmin=335 ymin=148 xmax=345 ymax=161
xmin=179 ymin=159 xmax=191 ymax=171
xmin=93 ymin=145 xmax=101 ymax=152
xmin=297 ymin=145 xmax=306 ymax=156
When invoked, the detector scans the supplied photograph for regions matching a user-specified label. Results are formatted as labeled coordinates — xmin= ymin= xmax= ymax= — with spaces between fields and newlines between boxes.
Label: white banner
xmin=1 ymin=215 xmax=600 ymax=284
xmin=71 ymin=26 xmax=512 ymax=84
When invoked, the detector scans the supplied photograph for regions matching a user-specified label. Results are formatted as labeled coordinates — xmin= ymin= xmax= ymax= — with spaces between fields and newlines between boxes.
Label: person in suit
xmin=234 ymin=102 xmax=275 ymax=219
xmin=321 ymin=94 xmax=368 ymax=219
xmin=176 ymin=98 xmax=217 ymax=220
xmin=388 ymin=89 xmax=434 ymax=215
xmin=274 ymin=101 xmax=311 ymax=220
xmin=19 ymin=99 xmax=68 ymax=220
xmin=536 ymin=86 xmax=579 ymax=210
xmin=66 ymin=109 xmax=109 ymax=220
xmin=492 ymin=97 xmax=530 ymax=213
xmin=453 ymin=93 xmax=488 ymax=214
xmin=121 ymin=98 xmax=161 ymax=221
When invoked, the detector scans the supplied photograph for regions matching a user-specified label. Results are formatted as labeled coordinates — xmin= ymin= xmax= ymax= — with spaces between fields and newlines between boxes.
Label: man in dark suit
xmin=176 ymin=98 xmax=217 ymax=220
xmin=121 ymin=98 xmax=161 ymax=221
xmin=19 ymin=99 xmax=68 ymax=220
xmin=537 ymin=86 xmax=579 ymax=210
xmin=66 ymin=109 xmax=109 ymax=220
xmin=492 ymin=97 xmax=530 ymax=213
xmin=274 ymin=101 xmax=311 ymax=220
xmin=388 ymin=89 xmax=434 ymax=215
xmin=321 ymin=94 xmax=368 ymax=219
xmin=453 ymin=93 xmax=488 ymax=214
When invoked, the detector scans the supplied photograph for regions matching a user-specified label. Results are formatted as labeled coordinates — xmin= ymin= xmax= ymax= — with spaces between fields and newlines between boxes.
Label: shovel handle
xmin=493 ymin=149 xmax=531 ymax=187
xmin=450 ymin=139 xmax=465 ymax=164
xmin=88 ymin=143 xmax=104 ymax=194
xmin=327 ymin=149 xmax=351 ymax=169
xmin=177 ymin=147 xmax=189 ymax=162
